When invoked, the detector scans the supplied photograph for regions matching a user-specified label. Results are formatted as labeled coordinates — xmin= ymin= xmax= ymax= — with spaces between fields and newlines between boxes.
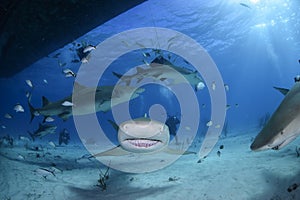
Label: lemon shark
xmin=28 ymin=82 xmax=145 ymax=122
xmin=113 ymin=56 xmax=204 ymax=91
xmin=251 ymin=82 xmax=300 ymax=151
xmin=91 ymin=117 xmax=195 ymax=157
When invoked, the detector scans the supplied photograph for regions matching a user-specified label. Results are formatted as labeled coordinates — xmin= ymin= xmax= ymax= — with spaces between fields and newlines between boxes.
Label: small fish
xmin=1 ymin=125 xmax=6 ymax=129
xmin=143 ymin=59 xmax=150 ymax=66
xmin=217 ymin=150 xmax=221 ymax=157
xmin=81 ymin=57 xmax=88 ymax=63
xmin=17 ymin=154 xmax=25 ymax=160
xmin=235 ymin=103 xmax=239 ymax=108
xmin=196 ymin=82 xmax=205 ymax=90
xmin=43 ymin=79 xmax=48 ymax=84
xmin=211 ymin=81 xmax=216 ymax=91
xmin=219 ymin=145 xmax=224 ymax=149
xmin=142 ymin=52 xmax=151 ymax=58
xmin=185 ymin=126 xmax=191 ymax=131
xmin=224 ymin=84 xmax=229 ymax=92
xmin=287 ymin=183 xmax=298 ymax=193
xmin=44 ymin=116 xmax=54 ymax=122
xmin=206 ymin=120 xmax=213 ymax=127
xmin=4 ymin=113 xmax=13 ymax=119
xmin=240 ymin=3 xmax=251 ymax=9
xmin=14 ymin=104 xmax=24 ymax=112
xmin=83 ymin=45 xmax=96 ymax=53
xmin=61 ymin=101 xmax=74 ymax=107
xmin=26 ymin=92 xmax=30 ymax=98
xmin=25 ymin=80 xmax=33 ymax=88
xmin=81 ymin=54 xmax=91 ymax=63
xmin=226 ymin=104 xmax=231 ymax=110
xmin=48 ymin=141 xmax=56 ymax=148
xmin=19 ymin=136 xmax=31 ymax=142
xmin=63 ymin=69 xmax=76 ymax=77
xmin=215 ymin=124 xmax=221 ymax=129
xmin=34 ymin=168 xmax=56 ymax=179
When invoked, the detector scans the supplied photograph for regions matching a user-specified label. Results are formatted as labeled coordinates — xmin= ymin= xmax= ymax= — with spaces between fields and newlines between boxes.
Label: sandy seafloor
xmin=1 ymin=129 xmax=300 ymax=200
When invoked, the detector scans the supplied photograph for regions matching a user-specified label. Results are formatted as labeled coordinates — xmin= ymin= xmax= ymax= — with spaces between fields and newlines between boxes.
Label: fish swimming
xmin=113 ymin=56 xmax=204 ymax=91
xmin=83 ymin=45 xmax=96 ymax=53
xmin=240 ymin=3 xmax=251 ymax=9
xmin=251 ymin=82 xmax=300 ymax=151
xmin=28 ymin=123 xmax=57 ymax=141
xmin=25 ymin=79 xmax=33 ymax=88
xmin=29 ymin=82 xmax=145 ymax=122
xmin=14 ymin=103 xmax=24 ymax=112
xmin=91 ymin=117 xmax=195 ymax=157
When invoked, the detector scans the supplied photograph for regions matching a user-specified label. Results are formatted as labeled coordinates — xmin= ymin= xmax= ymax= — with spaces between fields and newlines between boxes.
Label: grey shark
xmin=251 ymin=82 xmax=300 ymax=151
xmin=28 ymin=123 xmax=57 ymax=141
xmin=29 ymin=82 xmax=145 ymax=122
xmin=113 ymin=56 xmax=204 ymax=91
xmin=91 ymin=117 xmax=195 ymax=157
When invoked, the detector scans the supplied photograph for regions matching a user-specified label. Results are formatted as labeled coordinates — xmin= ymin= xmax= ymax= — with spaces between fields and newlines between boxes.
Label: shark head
xmin=251 ymin=82 xmax=300 ymax=151
xmin=250 ymin=120 xmax=299 ymax=151
xmin=118 ymin=118 xmax=170 ymax=153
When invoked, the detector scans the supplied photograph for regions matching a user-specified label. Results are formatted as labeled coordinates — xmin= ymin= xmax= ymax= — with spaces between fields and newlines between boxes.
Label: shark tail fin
xmin=28 ymin=102 xmax=37 ymax=123
xmin=27 ymin=131 xmax=35 ymax=141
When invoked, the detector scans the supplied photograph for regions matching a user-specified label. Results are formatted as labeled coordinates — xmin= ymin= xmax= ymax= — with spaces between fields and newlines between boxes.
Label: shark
xmin=113 ymin=56 xmax=204 ymax=91
xmin=29 ymin=82 xmax=145 ymax=122
xmin=91 ymin=117 xmax=195 ymax=157
xmin=28 ymin=123 xmax=57 ymax=141
xmin=250 ymin=81 xmax=300 ymax=151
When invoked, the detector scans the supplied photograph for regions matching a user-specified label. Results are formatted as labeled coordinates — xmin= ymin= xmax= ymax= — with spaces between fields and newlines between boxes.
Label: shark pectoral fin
xmin=163 ymin=147 xmax=196 ymax=155
xmin=273 ymin=87 xmax=289 ymax=96
xmin=91 ymin=146 xmax=130 ymax=157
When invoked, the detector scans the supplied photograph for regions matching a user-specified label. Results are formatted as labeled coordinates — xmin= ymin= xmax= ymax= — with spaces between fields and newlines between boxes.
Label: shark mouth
xmin=123 ymin=138 xmax=162 ymax=148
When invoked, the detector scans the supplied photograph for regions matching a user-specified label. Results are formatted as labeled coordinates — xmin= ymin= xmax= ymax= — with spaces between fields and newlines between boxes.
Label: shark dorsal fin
xmin=150 ymin=56 xmax=173 ymax=67
xmin=273 ymin=87 xmax=289 ymax=96
xmin=42 ymin=96 xmax=50 ymax=106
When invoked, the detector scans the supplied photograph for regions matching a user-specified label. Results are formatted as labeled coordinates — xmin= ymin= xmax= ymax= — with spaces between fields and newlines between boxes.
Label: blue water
xmin=1 ymin=0 xmax=300 ymax=155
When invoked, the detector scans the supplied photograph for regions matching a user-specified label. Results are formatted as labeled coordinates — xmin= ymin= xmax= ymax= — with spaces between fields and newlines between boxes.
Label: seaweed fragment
xmin=168 ymin=176 xmax=180 ymax=182
xmin=97 ymin=166 xmax=110 ymax=191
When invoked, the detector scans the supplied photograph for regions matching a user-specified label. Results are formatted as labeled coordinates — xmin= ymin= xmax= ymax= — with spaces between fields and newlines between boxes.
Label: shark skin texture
xmin=251 ymin=82 xmax=300 ymax=151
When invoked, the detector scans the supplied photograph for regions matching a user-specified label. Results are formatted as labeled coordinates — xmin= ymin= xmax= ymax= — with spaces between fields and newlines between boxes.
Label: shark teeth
xmin=125 ymin=139 xmax=161 ymax=148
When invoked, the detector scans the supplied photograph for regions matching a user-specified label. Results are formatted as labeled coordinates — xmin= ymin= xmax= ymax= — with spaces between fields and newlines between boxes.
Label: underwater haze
xmin=1 ymin=0 xmax=300 ymax=199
